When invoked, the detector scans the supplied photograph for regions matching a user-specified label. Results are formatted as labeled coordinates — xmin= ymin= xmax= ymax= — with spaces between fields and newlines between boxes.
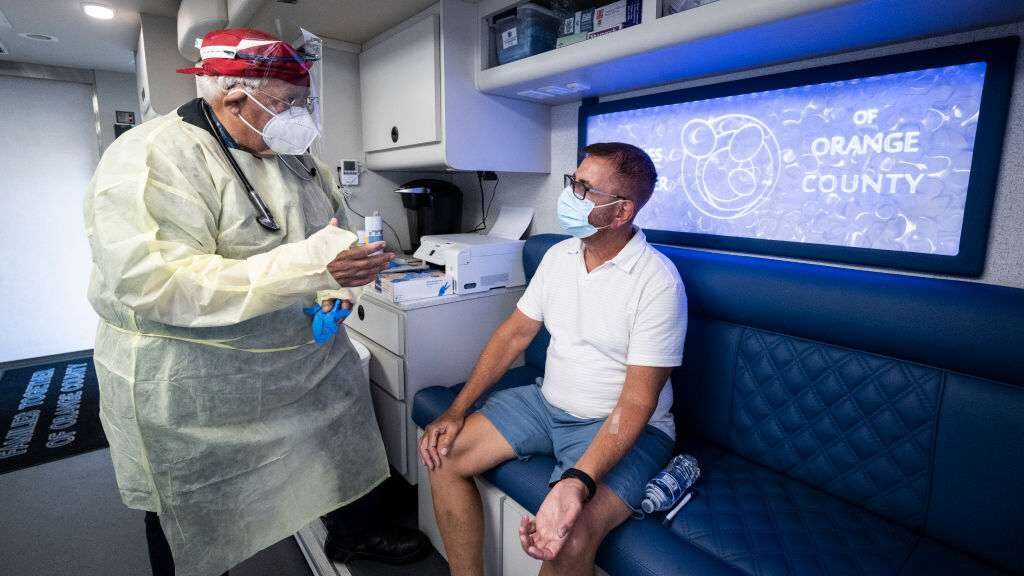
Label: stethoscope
xmin=200 ymin=100 xmax=318 ymax=232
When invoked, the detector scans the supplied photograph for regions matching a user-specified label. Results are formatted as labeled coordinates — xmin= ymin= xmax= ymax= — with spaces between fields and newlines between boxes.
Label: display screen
xmin=585 ymin=62 xmax=988 ymax=256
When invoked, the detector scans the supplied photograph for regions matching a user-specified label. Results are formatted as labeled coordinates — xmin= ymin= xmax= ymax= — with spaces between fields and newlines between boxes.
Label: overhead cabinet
xmin=361 ymin=15 xmax=442 ymax=153
xmin=359 ymin=0 xmax=550 ymax=172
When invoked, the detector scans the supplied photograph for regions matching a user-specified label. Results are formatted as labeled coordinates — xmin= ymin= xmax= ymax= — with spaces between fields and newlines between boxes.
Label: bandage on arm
xmin=571 ymin=365 xmax=671 ymax=482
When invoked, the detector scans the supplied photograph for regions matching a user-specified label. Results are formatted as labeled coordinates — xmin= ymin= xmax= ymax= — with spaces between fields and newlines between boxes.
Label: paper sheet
xmin=487 ymin=206 xmax=534 ymax=240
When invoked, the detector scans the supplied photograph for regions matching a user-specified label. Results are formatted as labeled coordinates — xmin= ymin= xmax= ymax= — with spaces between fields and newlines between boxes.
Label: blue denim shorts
xmin=477 ymin=383 xmax=674 ymax=515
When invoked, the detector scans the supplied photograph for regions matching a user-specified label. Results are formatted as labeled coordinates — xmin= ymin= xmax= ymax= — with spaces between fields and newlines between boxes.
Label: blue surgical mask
xmin=557 ymin=185 xmax=622 ymax=238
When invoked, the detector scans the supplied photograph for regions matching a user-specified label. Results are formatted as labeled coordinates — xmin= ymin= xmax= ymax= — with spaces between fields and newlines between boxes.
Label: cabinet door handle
xmin=357 ymin=304 xmax=366 ymax=321
xmin=391 ymin=126 xmax=399 ymax=143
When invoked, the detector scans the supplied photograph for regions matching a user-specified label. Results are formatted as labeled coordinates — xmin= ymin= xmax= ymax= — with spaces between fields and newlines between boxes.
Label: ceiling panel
xmin=248 ymin=0 xmax=440 ymax=45
xmin=0 ymin=0 xmax=179 ymax=73
xmin=0 ymin=0 xmax=445 ymax=74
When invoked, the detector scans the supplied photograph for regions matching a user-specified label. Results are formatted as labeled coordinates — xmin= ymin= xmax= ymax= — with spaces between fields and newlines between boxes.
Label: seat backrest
xmin=665 ymin=245 xmax=1024 ymax=573
xmin=521 ymin=234 xmax=1024 ymax=573
xmin=523 ymin=235 xmax=556 ymax=371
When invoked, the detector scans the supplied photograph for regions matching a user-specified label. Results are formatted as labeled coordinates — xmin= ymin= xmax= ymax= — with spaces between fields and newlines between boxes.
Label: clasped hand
xmin=519 ymin=478 xmax=588 ymax=561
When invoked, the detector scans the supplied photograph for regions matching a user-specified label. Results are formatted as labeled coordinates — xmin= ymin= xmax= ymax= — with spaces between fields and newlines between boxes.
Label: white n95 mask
xmin=236 ymin=90 xmax=320 ymax=156
xmin=557 ymin=185 xmax=622 ymax=238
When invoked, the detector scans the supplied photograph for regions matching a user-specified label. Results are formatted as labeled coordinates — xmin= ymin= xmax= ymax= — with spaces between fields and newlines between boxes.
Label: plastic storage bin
xmin=495 ymin=3 xmax=560 ymax=65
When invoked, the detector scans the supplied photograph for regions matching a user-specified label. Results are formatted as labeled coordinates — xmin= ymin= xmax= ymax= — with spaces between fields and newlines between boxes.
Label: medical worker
xmin=84 ymin=29 xmax=427 ymax=576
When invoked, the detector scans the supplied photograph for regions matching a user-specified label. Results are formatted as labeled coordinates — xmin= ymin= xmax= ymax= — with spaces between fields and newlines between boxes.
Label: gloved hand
xmin=303 ymin=299 xmax=352 ymax=344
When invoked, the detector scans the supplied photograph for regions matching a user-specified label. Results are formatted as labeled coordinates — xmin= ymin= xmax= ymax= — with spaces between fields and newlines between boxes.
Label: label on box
xmin=562 ymin=16 xmax=575 ymax=35
xmin=580 ymin=8 xmax=595 ymax=32
xmin=594 ymin=1 xmax=627 ymax=31
xmin=501 ymin=27 xmax=518 ymax=49
xmin=376 ymin=271 xmax=450 ymax=303
xmin=558 ymin=8 xmax=594 ymax=38
xmin=628 ymin=0 xmax=642 ymax=25
xmin=556 ymin=33 xmax=587 ymax=48
xmin=587 ymin=25 xmax=621 ymax=39
xmin=592 ymin=0 xmax=641 ymax=32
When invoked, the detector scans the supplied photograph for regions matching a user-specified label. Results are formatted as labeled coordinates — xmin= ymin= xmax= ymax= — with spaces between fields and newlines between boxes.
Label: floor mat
xmin=0 ymin=356 xmax=107 ymax=474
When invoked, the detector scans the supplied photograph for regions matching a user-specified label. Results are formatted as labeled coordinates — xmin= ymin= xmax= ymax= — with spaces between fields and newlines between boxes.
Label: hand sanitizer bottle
xmin=365 ymin=212 xmax=384 ymax=245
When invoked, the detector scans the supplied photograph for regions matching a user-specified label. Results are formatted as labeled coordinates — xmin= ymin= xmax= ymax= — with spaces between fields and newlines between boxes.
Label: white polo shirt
xmin=517 ymin=228 xmax=687 ymax=438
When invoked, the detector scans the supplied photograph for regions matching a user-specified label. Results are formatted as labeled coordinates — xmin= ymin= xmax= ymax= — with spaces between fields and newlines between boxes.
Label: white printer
xmin=413 ymin=233 xmax=526 ymax=295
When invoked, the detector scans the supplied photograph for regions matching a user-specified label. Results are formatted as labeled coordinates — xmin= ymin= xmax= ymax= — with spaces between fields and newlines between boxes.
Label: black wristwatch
xmin=553 ymin=467 xmax=597 ymax=503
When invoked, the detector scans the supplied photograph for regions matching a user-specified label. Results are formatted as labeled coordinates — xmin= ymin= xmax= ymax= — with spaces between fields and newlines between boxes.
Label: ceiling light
xmin=82 ymin=3 xmax=116 ymax=20
xmin=20 ymin=32 xmax=58 ymax=42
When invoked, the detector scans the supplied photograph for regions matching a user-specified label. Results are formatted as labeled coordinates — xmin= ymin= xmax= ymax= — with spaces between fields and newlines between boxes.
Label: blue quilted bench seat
xmin=411 ymin=234 xmax=1024 ymax=576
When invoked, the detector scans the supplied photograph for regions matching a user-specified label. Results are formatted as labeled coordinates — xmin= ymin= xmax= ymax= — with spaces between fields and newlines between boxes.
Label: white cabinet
xmin=360 ymin=15 xmax=441 ymax=153
xmin=359 ymin=0 xmax=550 ymax=172
xmin=345 ymin=287 xmax=523 ymax=483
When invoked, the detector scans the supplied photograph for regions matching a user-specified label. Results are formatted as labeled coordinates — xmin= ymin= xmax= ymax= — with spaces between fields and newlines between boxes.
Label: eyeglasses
xmin=564 ymin=174 xmax=627 ymax=202
xmin=255 ymin=89 xmax=317 ymax=114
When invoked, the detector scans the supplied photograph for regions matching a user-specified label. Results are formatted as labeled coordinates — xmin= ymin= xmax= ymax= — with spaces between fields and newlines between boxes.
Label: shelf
xmin=476 ymin=0 xmax=1024 ymax=105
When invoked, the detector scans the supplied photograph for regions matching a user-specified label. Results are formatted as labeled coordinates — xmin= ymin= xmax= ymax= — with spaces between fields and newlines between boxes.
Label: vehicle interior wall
xmin=0 ymin=67 xmax=137 ymax=363
xmin=454 ymin=19 xmax=1024 ymax=290
xmin=93 ymin=70 xmax=141 ymax=153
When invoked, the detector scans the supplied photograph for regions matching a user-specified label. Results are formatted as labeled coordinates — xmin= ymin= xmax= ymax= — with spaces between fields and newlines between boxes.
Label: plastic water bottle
xmin=640 ymin=454 xmax=701 ymax=514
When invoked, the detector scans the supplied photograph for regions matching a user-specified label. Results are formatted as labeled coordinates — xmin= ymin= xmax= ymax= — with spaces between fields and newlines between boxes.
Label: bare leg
xmin=537 ymin=485 xmax=633 ymax=576
xmin=428 ymin=413 xmax=517 ymax=576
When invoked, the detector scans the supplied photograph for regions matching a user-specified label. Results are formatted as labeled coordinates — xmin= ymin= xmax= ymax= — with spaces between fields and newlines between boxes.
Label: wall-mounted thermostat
xmin=338 ymin=160 xmax=361 ymax=187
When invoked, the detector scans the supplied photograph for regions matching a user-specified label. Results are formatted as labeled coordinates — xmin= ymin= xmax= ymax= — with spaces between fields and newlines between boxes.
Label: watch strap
xmin=555 ymin=467 xmax=597 ymax=502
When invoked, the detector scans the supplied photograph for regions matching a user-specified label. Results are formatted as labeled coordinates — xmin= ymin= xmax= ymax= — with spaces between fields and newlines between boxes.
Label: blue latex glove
xmin=303 ymin=300 xmax=352 ymax=344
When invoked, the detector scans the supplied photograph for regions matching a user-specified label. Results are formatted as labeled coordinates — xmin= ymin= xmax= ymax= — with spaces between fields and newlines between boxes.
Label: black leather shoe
xmin=324 ymin=525 xmax=431 ymax=565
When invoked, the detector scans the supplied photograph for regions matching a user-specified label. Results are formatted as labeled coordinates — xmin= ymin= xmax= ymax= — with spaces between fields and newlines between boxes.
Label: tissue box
xmin=375 ymin=270 xmax=451 ymax=303
xmin=587 ymin=0 xmax=642 ymax=39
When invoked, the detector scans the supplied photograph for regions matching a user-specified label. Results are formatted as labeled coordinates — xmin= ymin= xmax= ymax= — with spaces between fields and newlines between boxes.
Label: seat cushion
xmin=482 ymin=448 xmax=743 ymax=576
xmin=411 ymin=365 xmax=543 ymax=428
xmin=668 ymin=441 xmax=1008 ymax=576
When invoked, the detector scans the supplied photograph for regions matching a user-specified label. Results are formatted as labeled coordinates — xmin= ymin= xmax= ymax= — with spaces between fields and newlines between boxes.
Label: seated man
xmin=419 ymin=142 xmax=686 ymax=576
